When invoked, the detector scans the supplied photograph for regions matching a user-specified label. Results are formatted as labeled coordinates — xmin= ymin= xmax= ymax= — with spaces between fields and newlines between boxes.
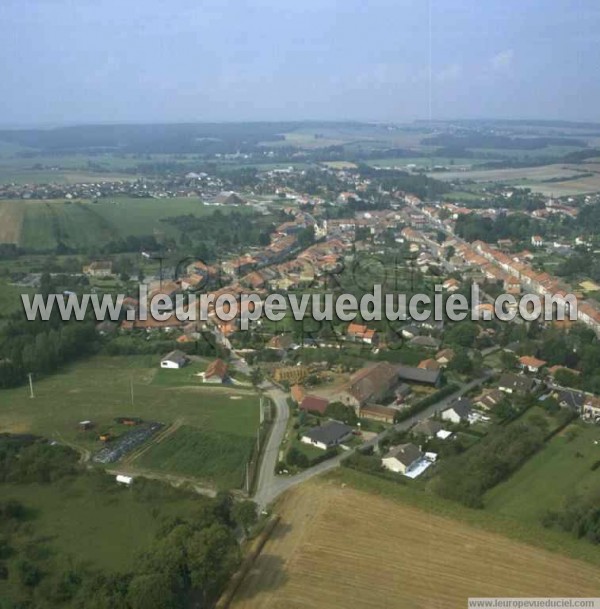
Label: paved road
xmin=252 ymin=371 xmax=493 ymax=509
xmin=253 ymin=385 xmax=290 ymax=508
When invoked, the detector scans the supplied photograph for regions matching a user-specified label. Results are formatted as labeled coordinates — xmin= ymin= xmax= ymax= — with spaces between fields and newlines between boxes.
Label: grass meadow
xmin=0 ymin=355 xmax=260 ymax=487
xmin=0 ymin=197 xmax=253 ymax=250
xmin=485 ymin=422 xmax=600 ymax=521
xmin=136 ymin=425 xmax=255 ymax=489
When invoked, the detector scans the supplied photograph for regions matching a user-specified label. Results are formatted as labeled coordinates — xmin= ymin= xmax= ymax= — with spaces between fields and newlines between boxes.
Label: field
xmin=485 ymin=422 xmax=600 ymax=521
xmin=231 ymin=478 xmax=600 ymax=609
xmin=135 ymin=425 xmax=254 ymax=489
xmin=0 ymin=476 xmax=199 ymax=575
xmin=0 ymin=197 xmax=253 ymax=250
xmin=0 ymin=355 xmax=260 ymax=487
xmin=426 ymin=162 xmax=600 ymax=195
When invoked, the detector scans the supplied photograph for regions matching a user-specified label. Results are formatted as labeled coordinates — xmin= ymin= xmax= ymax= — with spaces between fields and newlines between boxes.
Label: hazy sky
xmin=1 ymin=0 xmax=598 ymax=125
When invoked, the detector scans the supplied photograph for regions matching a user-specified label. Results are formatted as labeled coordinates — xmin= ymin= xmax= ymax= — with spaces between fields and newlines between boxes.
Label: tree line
xmin=0 ymin=434 xmax=257 ymax=609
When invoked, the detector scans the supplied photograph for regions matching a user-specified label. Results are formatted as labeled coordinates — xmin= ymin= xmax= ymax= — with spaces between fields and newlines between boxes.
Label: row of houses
xmin=462 ymin=239 xmax=600 ymax=333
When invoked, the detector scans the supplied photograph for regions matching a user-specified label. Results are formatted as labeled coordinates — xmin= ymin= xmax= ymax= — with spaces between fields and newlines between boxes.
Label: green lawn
xmin=0 ymin=279 xmax=32 ymax=318
xmin=136 ymin=426 xmax=254 ymax=489
xmin=0 ymin=476 xmax=199 ymax=572
xmin=0 ymin=355 xmax=260 ymax=486
xmin=151 ymin=359 xmax=209 ymax=387
xmin=485 ymin=422 xmax=600 ymax=521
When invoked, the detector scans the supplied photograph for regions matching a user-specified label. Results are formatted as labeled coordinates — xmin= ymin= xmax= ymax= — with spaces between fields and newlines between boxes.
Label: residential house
xmin=382 ymin=443 xmax=423 ymax=475
xmin=412 ymin=419 xmax=444 ymax=439
xmin=435 ymin=349 xmax=455 ymax=367
xmin=531 ymin=235 xmax=544 ymax=247
xmin=519 ymin=355 xmax=547 ymax=373
xmin=409 ymin=335 xmax=441 ymax=350
xmin=441 ymin=398 xmax=472 ymax=424
xmin=442 ymin=278 xmax=460 ymax=292
xmin=266 ymin=334 xmax=295 ymax=352
xmin=554 ymin=389 xmax=585 ymax=412
xmin=299 ymin=395 xmax=329 ymax=415
xmin=332 ymin=362 xmax=400 ymax=411
xmin=83 ymin=260 xmax=113 ymax=277
xmin=396 ymin=365 xmax=442 ymax=387
xmin=212 ymin=191 xmax=246 ymax=206
xmin=498 ymin=373 xmax=535 ymax=394
xmin=583 ymin=396 xmax=600 ymax=421
xmin=418 ymin=358 xmax=441 ymax=371
xmin=346 ymin=322 xmax=377 ymax=345
xmin=473 ymin=389 xmax=505 ymax=410
xmin=401 ymin=325 xmax=421 ymax=339
xmin=301 ymin=421 xmax=353 ymax=450
xmin=160 ymin=350 xmax=189 ymax=369
xmin=203 ymin=358 xmax=228 ymax=383
xmin=291 ymin=384 xmax=306 ymax=404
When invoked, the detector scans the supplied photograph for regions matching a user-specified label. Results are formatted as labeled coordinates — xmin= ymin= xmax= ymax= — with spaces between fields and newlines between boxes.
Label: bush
xmin=395 ymin=384 xmax=459 ymax=423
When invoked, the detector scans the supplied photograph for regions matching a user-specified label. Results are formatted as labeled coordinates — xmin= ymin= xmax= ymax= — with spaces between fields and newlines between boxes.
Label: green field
xmin=0 ymin=476 xmax=199 ymax=574
xmin=0 ymin=355 xmax=260 ymax=486
xmin=136 ymin=425 xmax=254 ymax=489
xmin=0 ymin=197 xmax=253 ymax=250
xmin=485 ymin=422 xmax=600 ymax=521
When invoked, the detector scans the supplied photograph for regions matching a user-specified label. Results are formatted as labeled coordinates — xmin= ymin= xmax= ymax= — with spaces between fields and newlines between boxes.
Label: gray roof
xmin=413 ymin=419 xmax=444 ymax=437
xmin=446 ymin=397 xmax=472 ymax=418
xmin=556 ymin=389 xmax=585 ymax=410
xmin=499 ymin=373 xmax=534 ymax=393
xmin=410 ymin=336 xmax=441 ymax=349
xmin=384 ymin=443 xmax=423 ymax=467
xmin=161 ymin=350 xmax=189 ymax=366
xmin=302 ymin=421 xmax=353 ymax=446
xmin=396 ymin=365 xmax=441 ymax=385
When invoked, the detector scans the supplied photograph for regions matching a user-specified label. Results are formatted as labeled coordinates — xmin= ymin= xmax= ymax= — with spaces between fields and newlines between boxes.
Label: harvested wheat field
xmin=0 ymin=201 xmax=24 ymax=244
xmin=231 ymin=481 xmax=600 ymax=609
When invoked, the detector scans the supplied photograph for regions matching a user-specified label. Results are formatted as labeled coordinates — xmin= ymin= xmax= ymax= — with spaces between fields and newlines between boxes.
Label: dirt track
xmin=231 ymin=480 xmax=600 ymax=609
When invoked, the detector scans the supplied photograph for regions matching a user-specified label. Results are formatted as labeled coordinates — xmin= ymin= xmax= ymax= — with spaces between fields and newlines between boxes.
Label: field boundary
xmin=215 ymin=515 xmax=281 ymax=609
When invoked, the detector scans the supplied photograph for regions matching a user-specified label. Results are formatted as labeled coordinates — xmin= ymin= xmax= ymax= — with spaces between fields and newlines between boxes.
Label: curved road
xmin=253 ymin=371 xmax=493 ymax=509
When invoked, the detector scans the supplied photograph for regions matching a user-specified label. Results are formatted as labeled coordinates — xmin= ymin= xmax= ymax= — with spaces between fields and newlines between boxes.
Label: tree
xmin=553 ymin=368 xmax=580 ymax=389
xmin=286 ymin=446 xmax=309 ymax=468
xmin=500 ymin=350 xmax=518 ymax=370
xmin=186 ymin=524 xmax=240 ymax=606
xmin=127 ymin=573 xmax=182 ymax=609
xmin=449 ymin=349 xmax=473 ymax=375
xmin=446 ymin=322 xmax=478 ymax=348
xmin=298 ymin=226 xmax=315 ymax=248
xmin=324 ymin=402 xmax=358 ymax=425
xmin=232 ymin=500 xmax=258 ymax=535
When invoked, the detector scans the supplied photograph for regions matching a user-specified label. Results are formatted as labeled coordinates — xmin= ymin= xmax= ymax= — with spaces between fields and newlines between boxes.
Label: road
xmin=252 ymin=385 xmax=290 ymax=508
xmin=252 ymin=370 xmax=493 ymax=509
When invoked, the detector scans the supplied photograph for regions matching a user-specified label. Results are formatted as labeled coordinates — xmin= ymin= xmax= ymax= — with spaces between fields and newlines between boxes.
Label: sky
xmin=0 ymin=0 xmax=599 ymax=125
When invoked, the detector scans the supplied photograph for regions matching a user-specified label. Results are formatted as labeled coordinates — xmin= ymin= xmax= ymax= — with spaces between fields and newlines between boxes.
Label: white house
xmin=531 ymin=235 xmax=544 ymax=247
xmin=382 ymin=443 xmax=423 ymax=475
xmin=301 ymin=421 xmax=353 ymax=451
xmin=441 ymin=398 xmax=472 ymax=424
xmin=160 ymin=350 xmax=189 ymax=369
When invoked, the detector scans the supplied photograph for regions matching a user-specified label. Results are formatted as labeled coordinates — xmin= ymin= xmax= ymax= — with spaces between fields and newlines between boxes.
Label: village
xmin=56 ymin=160 xmax=600 ymax=499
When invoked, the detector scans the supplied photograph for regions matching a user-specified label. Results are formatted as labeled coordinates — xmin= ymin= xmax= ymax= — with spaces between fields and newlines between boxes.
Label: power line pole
xmin=28 ymin=373 xmax=34 ymax=399
xmin=130 ymin=379 xmax=134 ymax=407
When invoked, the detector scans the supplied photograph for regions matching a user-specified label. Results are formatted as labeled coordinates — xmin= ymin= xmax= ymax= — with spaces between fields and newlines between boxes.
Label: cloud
xmin=491 ymin=49 xmax=514 ymax=72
